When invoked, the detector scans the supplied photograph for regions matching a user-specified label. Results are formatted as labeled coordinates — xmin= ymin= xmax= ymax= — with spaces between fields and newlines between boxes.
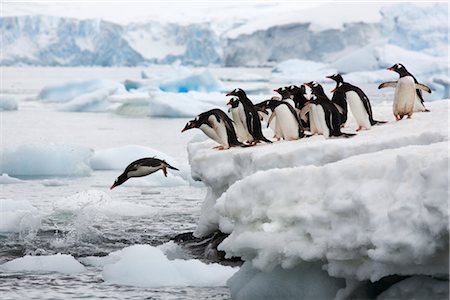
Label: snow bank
xmin=54 ymin=190 xmax=155 ymax=218
xmin=0 ymin=95 xmax=18 ymax=111
xmin=0 ymin=173 xmax=23 ymax=184
xmin=102 ymin=244 xmax=238 ymax=287
xmin=229 ymin=261 xmax=344 ymax=300
xmin=0 ymin=254 xmax=86 ymax=274
xmin=188 ymin=100 xmax=449 ymax=297
xmin=0 ymin=198 xmax=41 ymax=233
xmin=0 ymin=144 xmax=93 ymax=177
xmin=90 ymin=145 xmax=188 ymax=187
xmin=159 ymin=69 xmax=224 ymax=93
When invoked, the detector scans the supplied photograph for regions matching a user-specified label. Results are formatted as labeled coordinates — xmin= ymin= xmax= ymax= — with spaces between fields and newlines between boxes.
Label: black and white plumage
xmin=227 ymin=97 xmax=252 ymax=143
xmin=287 ymin=84 xmax=310 ymax=129
xmin=305 ymin=82 xmax=355 ymax=138
xmin=182 ymin=108 xmax=242 ymax=149
xmin=226 ymin=88 xmax=272 ymax=145
xmin=110 ymin=157 xmax=179 ymax=189
xmin=266 ymin=101 xmax=304 ymax=141
xmin=378 ymin=63 xmax=431 ymax=120
xmin=254 ymin=98 xmax=280 ymax=137
xmin=327 ymin=73 xmax=386 ymax=131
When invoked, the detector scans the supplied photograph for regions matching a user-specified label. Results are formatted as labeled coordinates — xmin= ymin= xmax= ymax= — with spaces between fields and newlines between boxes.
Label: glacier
xmin=187 ymin=100 xmax=449 ymax=299
xmin=1 ymin=3 xmax=447 ymax=68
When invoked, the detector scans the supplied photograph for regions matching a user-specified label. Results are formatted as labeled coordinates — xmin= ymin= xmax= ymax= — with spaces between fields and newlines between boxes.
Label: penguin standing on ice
xmin=378 ymin=63 xmax=431 ymax=120
xmin=327 ymin=73 xmax=386 ymax=131
xmin=274 ymin=86 xmax=297 ymax=111
xmin=254 ymin=98 xmax=281 ymax=139
xmin=226 ymin=88 xmax=272 ymax=145
xmin=227 ymin=97 xmax=252 ymax=143
xmin=110 ymin=157 xmax=179 ymax=189
xmin=182 ymin=109 xmax=242 ymax=150
xmin=287 ymin=84 xmax=310 ymax=129
xmin=266 ymin=100 xmax=304 ymax=141
xmin=305 ymin=82 xmax=355 ymax=138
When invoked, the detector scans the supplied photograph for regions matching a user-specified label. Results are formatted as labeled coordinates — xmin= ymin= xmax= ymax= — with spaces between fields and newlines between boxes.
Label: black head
xmin=181 ymin=117 xmax=200 ymax=132
xmin=110 ymin=173 xmax=128 ymax=189
xmin=227 ymin=97 xmax=240 ymax=108
xmin=273 ymin=86 xmax=291 ymax=99
xmin=326 ymin=73 xmax=343 ymax=84
xmin=387 ymin=63 xmax=409 ymax=76
xmin=305 ymin=81 xmax=325 ymax=96
xmin=226 ymin=88 xmax=247 ymax=99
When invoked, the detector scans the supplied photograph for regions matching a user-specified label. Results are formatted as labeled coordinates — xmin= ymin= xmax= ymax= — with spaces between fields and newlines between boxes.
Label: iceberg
xmin=0 ymin=144 xmax=93 ymax=177
xmin=0 ymin=95 xmax=19 ymax=111
xmin=0 ymin=198 xmax=41 ymax=233
xmin=188 ymin=100 xmax=449 ymax=298
xmin=0 ymin=253 xmax=86 ymax=274
xmin=159 ymin=69 xmax=224 ymax=93
xmin=101 ymin=244 xmax=238 ymax=287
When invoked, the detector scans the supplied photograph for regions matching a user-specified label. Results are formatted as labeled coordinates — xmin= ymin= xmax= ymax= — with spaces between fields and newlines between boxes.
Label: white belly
xmin=128 ymin=165 xmax=160 ymax=177
xmin=231 ymin=107 xmax=248 ymax=142
xmin=347 ymin=91 xmax=371 ymax=129
xmin=209 ymin=115 xmax=230 ymax=148
xmin=199 ymin=123 xmax=223 ymax=146
xmin=393 ymin=76 xmax=416 ymax=116
xmin=310 ymin=104 xmax=329 ymax=138
xmin=238 ymin=105 xmax=253 ymax=142
xmin=275 ymin=105 xmax=299 ymax=140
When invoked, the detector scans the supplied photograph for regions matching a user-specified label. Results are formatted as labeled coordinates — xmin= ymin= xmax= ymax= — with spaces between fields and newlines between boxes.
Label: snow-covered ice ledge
xmin=187 ymin=100 xmax=449 ymax=298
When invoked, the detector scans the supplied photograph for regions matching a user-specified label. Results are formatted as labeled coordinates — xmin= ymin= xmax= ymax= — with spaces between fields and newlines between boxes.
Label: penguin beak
xmin=273 ymin=89 xmax=279 ymax=93
xmin=325 ymin=75 xmax=332 ymax=79
xmin=110 ymin=181 xmax=118 ymax=190
xmin=226 ymin=91 xmax=233 ymax=96
xmin=330 ymin=88 xmax=336 ymax=93
xmin=181 ymin=123 xmax=192 ymax=132
xmin=226 ymin=99 xmax=233 ymax=106
xmin=387 ymin=67 xmax=395 ymax=71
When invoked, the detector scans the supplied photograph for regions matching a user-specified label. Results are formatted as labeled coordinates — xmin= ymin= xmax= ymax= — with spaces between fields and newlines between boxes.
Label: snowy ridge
xmin=187 ymin=100 xmax=449 ymax=296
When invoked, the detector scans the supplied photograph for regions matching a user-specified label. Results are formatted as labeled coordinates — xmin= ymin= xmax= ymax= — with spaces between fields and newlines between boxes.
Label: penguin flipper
xmin=267 ymin=111 xmax=276 ymax=128
xmin=415 ymin=83 xmax=432 ymax=93
xmin=378 ymin=81 xmax=397 ymax=89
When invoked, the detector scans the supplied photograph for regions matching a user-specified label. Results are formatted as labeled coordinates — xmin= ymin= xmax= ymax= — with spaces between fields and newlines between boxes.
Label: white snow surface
xmin=0 ymin=253 xmax=86 ymax=274
xmin=0 ymin=198 xmax=41 ymax=233
xmin=0 ymin=95 xmax=19 ymax=111
xmin=0 ymin=144 xmax=93 ymax=177
xmin=101 ymin=244 xmax=238 ymax=287
xmin=187 ymin=100 xmax=449 ymax=285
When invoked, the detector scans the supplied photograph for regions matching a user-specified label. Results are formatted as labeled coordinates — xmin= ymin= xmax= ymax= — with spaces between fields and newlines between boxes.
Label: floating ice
xmin=0 ymin=254 xmax=86 ymax=274
xmin=102 ymin=244 xmax=238 ymax=287
xmin=0 ymin=95 xmax=18 ymax=111
xmin=0 ymin=198 xmax=41 ymax=233
xmin=159 ymin=69 xmax=224 ymax=93
xmin=0 ymin=144 xmax=93 ymax=177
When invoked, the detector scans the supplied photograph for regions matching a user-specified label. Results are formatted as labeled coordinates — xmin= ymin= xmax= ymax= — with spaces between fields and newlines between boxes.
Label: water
xmin=0 ymin=66 xmax=388 ymax=299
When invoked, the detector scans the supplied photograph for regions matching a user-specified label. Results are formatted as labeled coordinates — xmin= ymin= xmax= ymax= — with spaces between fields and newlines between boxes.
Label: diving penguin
xmin=182 ymin=109 xmax=242 ymax=150
xmin=110 ymin=157 xmax=179 ymax=189
xmin=327 ymin=73 xmax=386 ymax=131
xmin=226 ymin=88 xmax=272 ymax=145
xmin=378 ymin=63 xmax=431 ymax=120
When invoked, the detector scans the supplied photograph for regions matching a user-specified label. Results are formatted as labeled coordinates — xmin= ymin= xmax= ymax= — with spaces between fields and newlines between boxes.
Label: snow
xmin=228 ymin=261 xmax=344 ymax=300
xmin=0 ymin=199 xmax=41 ymax=233
xmin=188 ymin=100 xmax=449 ymax=297
xmin=0 ymin=144 xmax=93 ymax=177
xmin=0 ymin=95 xmax=19 ymax=111
xmin=101 ymin=244 xmax=238 ymax=287
xmin=271 ymin=59 xmax=337 ymax=83
xmin=0 ymin=173 xmax=24 ymax=184
xmin=0 ymin=254 xmax=86 ymax=274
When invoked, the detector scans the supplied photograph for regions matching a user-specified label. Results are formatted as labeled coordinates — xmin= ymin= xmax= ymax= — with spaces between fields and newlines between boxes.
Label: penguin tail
xmin=260 ymin=136 xmax=273 ymax=144
xmin=371 ymin=120 xmax=388 ymax=126
xmin=424 ymin=109 xmax=431 ymax=112
xmin=339 ymin=133 xmax=356 ymax=138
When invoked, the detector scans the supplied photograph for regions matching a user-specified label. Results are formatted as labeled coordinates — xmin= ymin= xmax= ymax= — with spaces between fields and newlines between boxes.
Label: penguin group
xmin=109 ymin=63 xmax=431 ymax=188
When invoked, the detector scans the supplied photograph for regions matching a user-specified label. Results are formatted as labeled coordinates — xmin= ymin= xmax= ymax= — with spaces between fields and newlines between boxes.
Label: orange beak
xmin=387 ymin=67 xmax=395 ymax=71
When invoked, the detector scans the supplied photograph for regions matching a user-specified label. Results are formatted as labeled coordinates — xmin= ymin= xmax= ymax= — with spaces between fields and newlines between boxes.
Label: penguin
xmin=227 ymin=97 xmax=252 ymax=143
xmin=305 ymin=82 xmax=355 ymax=138
xmin=182 ymin=109 xmax=242 ymax=150
xmin=378 ymin=63 xmax=432 ymax=120
xmin=254 ymin=98 xmax=280 ymax=137
xmin=226 ymin=88 xmax=272 ymax=145
xmin=273 ymin=86 xmax=297 ymax=110
xmin=110 ymin=157 xmax=179 ymax=189
xmin=267 ymin=100 xmax=304 ymax=141
xmin=287 ymin=84 xmax=310 ymax=130
xmin=327 ymin=73 xmax=386 ymax=131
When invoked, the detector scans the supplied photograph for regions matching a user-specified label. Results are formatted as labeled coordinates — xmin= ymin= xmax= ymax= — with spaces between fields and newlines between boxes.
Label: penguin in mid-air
xmin=227 ymin=97 xmax=252 ymax=143
xmin=378 ymin=63 xmax=431 ymax=120
xmin=182 ymin=109 xmax=242 ymax=150
xmin=327 ymin=73 xmax=386 ymax=131
xmin=110 ymin=157 xmax=179 ymax=189
xmin=226 ymin=88 xmax=272 ymax=145
xmin=305 ymin=81 xmax=355 ymax=138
